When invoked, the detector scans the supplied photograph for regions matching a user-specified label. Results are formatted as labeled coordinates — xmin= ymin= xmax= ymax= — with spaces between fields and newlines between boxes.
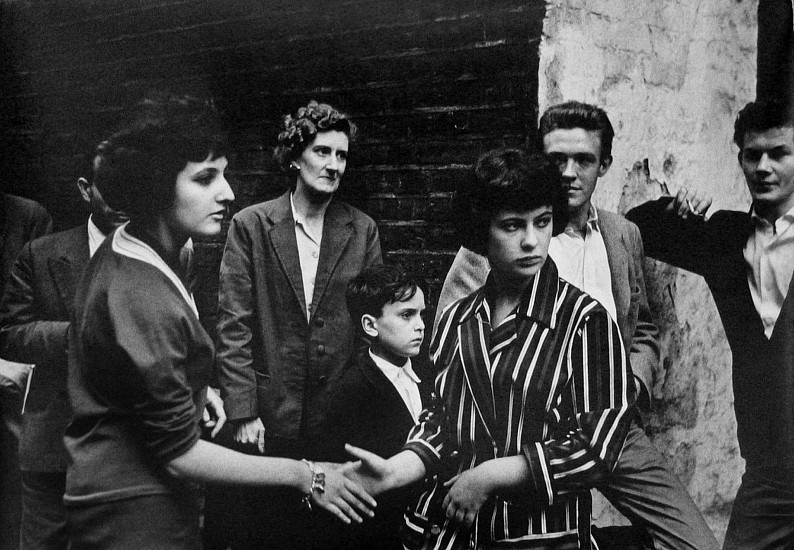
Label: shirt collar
xmin=459 ymin=257 xmax=560 ymax=329
xmin=564 ymin=204 xmax=601 ymax=236
xmin=87 ymin=215 xmax=108 ymax=257
xmin=290 ymin=192 xmax=329 ymax=226
xmin=368 ymin=349 xmax=421 ymax=384
xmin=290 ymin=192 xmax=304 ymax=226
xmin=750 ymin=202 xmax=794 ymax=231
xmin=587 ymin=204 xmax=601 ymax=230
xmin=290 ymin=192 xmax=326 ymax=243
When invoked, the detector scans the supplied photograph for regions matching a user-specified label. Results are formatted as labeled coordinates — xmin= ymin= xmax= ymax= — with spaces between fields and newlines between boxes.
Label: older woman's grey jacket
xmin=216 ymin=191 xmax=381 ymax=440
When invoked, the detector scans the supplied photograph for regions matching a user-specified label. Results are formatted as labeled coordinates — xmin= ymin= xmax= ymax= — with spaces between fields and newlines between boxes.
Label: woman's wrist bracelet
xmin=300 ymin=459 xmax=325 ymax=511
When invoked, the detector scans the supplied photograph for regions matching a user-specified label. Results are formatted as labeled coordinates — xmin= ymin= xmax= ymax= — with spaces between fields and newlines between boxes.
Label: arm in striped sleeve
xmin=402 ymin=379 xmax=448 ymax=476
xmin=522 ymin=308 xmax=636 ymax=505
xmin=402 ymin=302 xmax=461 ymax=475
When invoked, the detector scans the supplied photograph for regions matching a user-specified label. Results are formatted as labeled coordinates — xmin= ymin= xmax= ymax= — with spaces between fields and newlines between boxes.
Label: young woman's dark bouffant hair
xmin=273 ymin=100 xmax=356 ymax=171
xmin=454 ymin=148 xmax=568 ymax=256
xmin=94 ymin=93 xmax=227 ymax=222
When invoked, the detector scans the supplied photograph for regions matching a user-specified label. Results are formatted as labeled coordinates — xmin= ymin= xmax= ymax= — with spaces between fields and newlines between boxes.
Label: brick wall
xmin=0 ymin=0 xmax=545 ymax=333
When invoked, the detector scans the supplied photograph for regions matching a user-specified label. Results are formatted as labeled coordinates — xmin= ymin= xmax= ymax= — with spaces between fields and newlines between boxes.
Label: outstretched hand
xmin=310 ymin=464 xmax=377 ymax=525
xmin=341 ymin=444 xmax=393 ymax=496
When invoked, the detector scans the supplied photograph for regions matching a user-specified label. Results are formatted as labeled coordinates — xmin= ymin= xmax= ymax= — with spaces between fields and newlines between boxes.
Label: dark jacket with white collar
xmin=628 ymin=198 xmax=794 ymax=484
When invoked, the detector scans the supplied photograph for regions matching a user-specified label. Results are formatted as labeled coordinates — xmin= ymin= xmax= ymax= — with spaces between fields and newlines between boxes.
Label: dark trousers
xmin=20 ymin=471 xmax=67 ymax=550
xmin=595 ymin=420 xmax=719 ymax=550
xmin=0 ymin=419 xmax=21 ymax=550
xmin=723 ymin=469 xmax=794 ymax=550
xmin=66 ymin=493 xmax=201 ymax=550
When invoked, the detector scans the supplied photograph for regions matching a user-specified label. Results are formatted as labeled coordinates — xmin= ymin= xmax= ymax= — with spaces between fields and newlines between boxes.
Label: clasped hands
xmin=230 ymin=422 xmax=379 ymax=525
xmin=227 ymin=431 xmax=493 ymax=527
xmin=342 ymin=444 xmax=493 ymax=528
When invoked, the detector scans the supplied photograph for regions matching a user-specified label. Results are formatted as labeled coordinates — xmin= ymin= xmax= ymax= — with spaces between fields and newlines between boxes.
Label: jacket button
xmin=430 ymin=524 xmax=441 ymax=535
xmin=317 ymin=344 xmax=325 ymax=355
xmin=318 ymin=375 xmax=328 ymax=385
xmin=314 ymin=317 xmax=325 ymax=327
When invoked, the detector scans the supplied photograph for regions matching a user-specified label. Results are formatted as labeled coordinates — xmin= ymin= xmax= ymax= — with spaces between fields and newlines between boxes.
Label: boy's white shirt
xmin=368 ymin=349 xmax=423 ymax=423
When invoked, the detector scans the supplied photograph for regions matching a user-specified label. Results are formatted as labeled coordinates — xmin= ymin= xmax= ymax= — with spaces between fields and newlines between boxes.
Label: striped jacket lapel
xmin=457 ymin=305 xmax=499 ymax=443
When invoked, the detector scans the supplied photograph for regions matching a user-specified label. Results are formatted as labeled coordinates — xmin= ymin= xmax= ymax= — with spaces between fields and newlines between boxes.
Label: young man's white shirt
xmin=744 ymin=203 xmax=794 ymax=338
xmin=548 ymin=205 xmax=618 ymax=322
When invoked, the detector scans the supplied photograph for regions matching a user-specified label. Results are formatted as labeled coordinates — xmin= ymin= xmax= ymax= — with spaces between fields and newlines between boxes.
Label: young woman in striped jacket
xmin=344 ymin=148 xmax=636 ymax=550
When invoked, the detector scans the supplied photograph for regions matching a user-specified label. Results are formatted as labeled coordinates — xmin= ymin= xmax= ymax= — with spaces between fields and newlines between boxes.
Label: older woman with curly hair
xmin=214 ymin=100 xmax=382 ymax=549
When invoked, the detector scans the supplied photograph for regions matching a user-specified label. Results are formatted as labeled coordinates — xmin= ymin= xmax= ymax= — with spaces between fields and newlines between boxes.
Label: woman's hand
xmin=309 ymin=463 xmax=377 ymax=525
xmin=342 ymin=444 xmax=428 ymax=497
xmin=342 ymin=444 xmax=394 ymax=496
xmin=203 ymin=387 xmax=227 ymax=438
xmin=233 ymin=417 xmax=266 ymax=453
xmin=442 ymin=468 xmax=492 ymax=527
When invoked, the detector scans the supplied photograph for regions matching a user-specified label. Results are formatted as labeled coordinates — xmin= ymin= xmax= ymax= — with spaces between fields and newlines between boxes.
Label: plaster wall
xmin=540 ymin=0 xmax=758 ymax=541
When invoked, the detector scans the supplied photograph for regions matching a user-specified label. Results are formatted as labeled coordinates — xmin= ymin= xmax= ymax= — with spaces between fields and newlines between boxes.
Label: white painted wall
xmin=539 ymin=0 xmax=758 ymax=541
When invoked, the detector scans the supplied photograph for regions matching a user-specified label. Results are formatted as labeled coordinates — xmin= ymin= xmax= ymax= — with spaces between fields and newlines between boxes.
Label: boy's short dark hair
xmin=538 ymin=100 xmax=615 ymax=161
xmin=346 ymin=264 xmax=424 ymax=328
xmin=453 ymin=147 xmax=568 ymax=256
xmin=733 ymin=98 xmax=793 ymax=150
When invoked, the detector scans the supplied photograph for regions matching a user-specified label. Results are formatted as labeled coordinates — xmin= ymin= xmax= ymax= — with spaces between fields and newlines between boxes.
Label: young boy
xmin=319 ymin=264 xmax=433 ymax=550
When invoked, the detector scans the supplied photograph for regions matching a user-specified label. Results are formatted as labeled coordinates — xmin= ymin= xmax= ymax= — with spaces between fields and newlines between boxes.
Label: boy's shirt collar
xmin=368 ymin=349 xmax=421 ymax=384
xmin=368 ymin=348 xmax=423 ymax=422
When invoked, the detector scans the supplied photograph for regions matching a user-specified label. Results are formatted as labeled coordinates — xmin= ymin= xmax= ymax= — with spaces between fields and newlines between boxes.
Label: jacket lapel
xmin=456 ymin=294 xmax=499 ymax=444
xmin=769 ymin=229 xmax=794 ymax=342
xmin=48 ymin=226 xmax=89 ymax=315
xmin=267 ymin=192 xmax=308 ymax=320
xmin=310 ymin=201 xmax=353 ymax=316
xmin=359 ymin=352 xmax=416 ymax=424
xmin=599 ymin=210 xmax=630 ymax=331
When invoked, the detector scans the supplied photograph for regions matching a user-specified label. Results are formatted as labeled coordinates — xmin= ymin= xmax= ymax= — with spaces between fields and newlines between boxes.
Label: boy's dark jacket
xmin=318 ymin=347 xmax=434 ymax=547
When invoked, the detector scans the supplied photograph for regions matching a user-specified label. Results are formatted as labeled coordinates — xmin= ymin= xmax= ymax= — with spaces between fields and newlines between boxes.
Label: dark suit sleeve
xmin=216 ymin=216 xmax=260 ymax=422
xmin=0 ymin=242 xmax=69 ymax=366
xmin=625 ymin=197 xmax=714 ymax=277
xmin=625 ymin=222 xmax=660 ymax=403
xmin=316 ymin=369 xmax=360 ymax=462
xmin=29 ymin=205 xmax=53 ymax=242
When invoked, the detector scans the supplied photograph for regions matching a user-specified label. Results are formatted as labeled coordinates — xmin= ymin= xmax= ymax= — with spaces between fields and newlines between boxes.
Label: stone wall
xmin=0 ymin=0 xmax=545 ymax=336
xmin=540 ymin=0 xmax=758 ymax=541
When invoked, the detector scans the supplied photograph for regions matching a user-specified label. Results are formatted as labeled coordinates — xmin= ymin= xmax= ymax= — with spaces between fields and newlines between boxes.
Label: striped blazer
xmin=403 ymin=258 xmax=636 ymax=549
